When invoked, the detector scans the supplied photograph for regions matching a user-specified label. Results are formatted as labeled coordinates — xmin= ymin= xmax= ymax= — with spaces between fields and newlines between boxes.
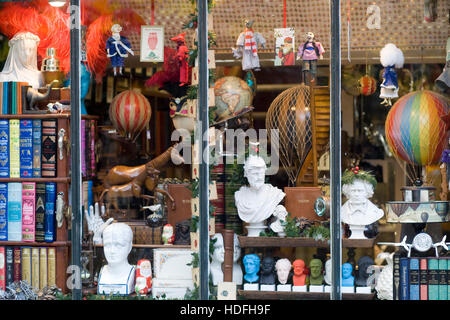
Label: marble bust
xmin=243 ymin=254 xmax=260 ymax=284
xmin=356 ymin=256 xmax=375 ymax=287
xmin=342 ymin=178 xmax=384 ymax=239
xmin=308 ymin=258 xmax=324 ymax=285
xmin=98 ymin=223 xmax=135 ymax=295
xmin=323 ymin=258 xmax=332 ymax=285
xmin=275 ymin=258 xmax=292 ymax=285
xmin=0 ymin=32 xmax=43 ymax=89
xmin=210 ymin=233 xmax=243 ymax=285
xmin=232 ymin=233 xmax=244 ymax=285
xmin=235 ymin=155 xmax=286 ymax=236
xmin=342 ymin=262 xmax=355 ymax=287
xmin=259 ymin=257 xmax=276 ymax=285
xmin=292 ymin=259 xmax=307 ymax=286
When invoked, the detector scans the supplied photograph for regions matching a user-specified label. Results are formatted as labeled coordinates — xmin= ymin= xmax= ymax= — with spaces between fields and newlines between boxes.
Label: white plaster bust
xmin=275 ymin=258 xmax=292 ymax=285
xmin=210 ymin=233 xmax=243 ymax=285
xmin=324 ymin=259 xmax=332 ymax=285
xmin=98 ymin=223 xmax=135 ymax=295
xmin=269 ymin=205 xmax=288 ymax=237
xmin=0 ymin=32 xmax=43 ymax=89
xmin=341 ymin=179 xmax=384 ymax=226
xmin=235 ymin=155 xmax=286 ymax=236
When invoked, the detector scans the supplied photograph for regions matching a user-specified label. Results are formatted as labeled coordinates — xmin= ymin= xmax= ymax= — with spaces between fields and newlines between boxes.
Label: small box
xmin=277 ymin=284 xmax=292 ymax=292
xmin=260 ymin=284 xmax=276 ymax=291
xmin=153 ymin=248 xmax=193 ymax=280
xmin=243 ymin=283 xmax=259 ymax=291
xmin=292 ymin=285 xmax=307 ymax=292
xmin=309 ymin=285 xmax=324 ymax=293
xmin=342 ymin=286 xmax=355 ymax=293
xmin=356 ymin=286 xmax=372 ymax=294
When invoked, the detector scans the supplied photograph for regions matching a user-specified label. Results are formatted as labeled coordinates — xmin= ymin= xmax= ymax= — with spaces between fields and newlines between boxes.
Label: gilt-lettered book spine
xmin=41 ymin=119 xmax=57 ymax=177
xmin=39 ymin=247 xmax=47 ymax=290
xmin=81 ymin=120 xmax=86 ymax=177
xmin=90 ymin=120 xmax=95 ymax=176
xmin=31 ymin=247 xmax=39 ymax=290
xmin=44 ymin=182 xmax=56 ymax=242
xmin=392 ymin=252 xmax=401 ymax=300
xmin=13 ymin=247 xmax=20 ymax=282
xmin=428 ymin=258 xmax=439 ymax=300
xmin=7 ymin=182 xmax=22 ymax=241
xmin=47 ymin=247 xmax=56 ymax=286
xmin=438 ymin=258 xmax=447 ymax=300
xmin=34 ymin=183 xmax=46 ymax=242
xmin=0 ymin=119 xmax=9 ymax=177
xmin=9 ymin=119 xmax=20 ymax=178
xmin=0 ymin=246 xmax=5 ymax=290
xmin=400 ymin=257 xmax=409 ymax=300
xmin=19 ymin=119 xmax=33 ymax=178
xmin=420 ymin=258 xmax=428 ymax=300
xmin=21 ymin=247 xmax=31 ymax=285
xmin=32 ymin=119 xmax=41 ymax=178
xmin=21 ymin=182 xmax=35 ymax=242
xmin=409 ymin=258 xmax=420 ymax=300
xmin=0 ymin=183 xmax=7 ymax=241
xmin=5 ymin=246 xmax=13 ymax=287
xmin=85 ymin=120 xmax=91 ymax=177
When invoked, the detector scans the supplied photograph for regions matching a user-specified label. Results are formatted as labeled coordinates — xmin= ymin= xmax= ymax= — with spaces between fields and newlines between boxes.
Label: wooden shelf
xmin=238 ymin=236 xmax=376 ymax=248
xmin=0 ymin=114 xmax=99 ymax=120
xmin=94 ymin=244 xmax=191 ymax=249
xmin=0 ymin=241 xmax=70 ymax=247
xmin=0 ymin=177 xmax=70 ymax=183
xmin=238 ymin=290 xmax=375 ymax=300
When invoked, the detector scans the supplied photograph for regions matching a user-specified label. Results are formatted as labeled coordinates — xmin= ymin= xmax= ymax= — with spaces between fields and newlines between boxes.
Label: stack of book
xmin=0 ymin=246 xmax=56 ymax=291
xmin=0 ymin=118 xmax=57 ymax=178
xmin=81 ymin=119 xmax=96 ymax=178
xmin=393 ymin=254 xmax=450 ymax=300
xmin=0 ymin=82 xmax=30 ymax=115
xmin=0 ymin=182 xmax=57 ymax=243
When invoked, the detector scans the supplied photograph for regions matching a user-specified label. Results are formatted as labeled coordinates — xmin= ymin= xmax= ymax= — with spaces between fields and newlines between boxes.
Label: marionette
xmin=106 ymin=24 xmax=134 ymax=76
xmin=435 ymin=37 xmax=450 ymax=95
xmin=379 ymin=43 xmax=404 ymax=106
xmin=232 ymin=20 xmax=266 ymax=72
xmin=297 ymin=32 xmax=325 ymax=84
xmin=170 ymin=32 xmax=190 ymax=86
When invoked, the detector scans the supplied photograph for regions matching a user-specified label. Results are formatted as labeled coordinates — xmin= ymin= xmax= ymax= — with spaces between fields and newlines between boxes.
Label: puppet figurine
xmin=162 ymin=224 xmax=175 ymax=245
xmin=106 ymin=24 xmax=134 ymax=76
xmin=232 ymin=20 xmax=266 ymax=72
xmin=297 ymin=32 xmax=325 ymax=84
xmin=170 ymin=32 xmax=190 ymax=86
xmin=379 ymin=43 xmax=404 ymax=106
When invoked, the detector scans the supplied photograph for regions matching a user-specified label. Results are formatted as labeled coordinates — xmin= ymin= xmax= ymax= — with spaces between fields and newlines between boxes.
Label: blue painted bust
xmin=342 ymin=262 xmax=355 ymax=287
xmin=243 ymin=254 xmax=260 ymax=284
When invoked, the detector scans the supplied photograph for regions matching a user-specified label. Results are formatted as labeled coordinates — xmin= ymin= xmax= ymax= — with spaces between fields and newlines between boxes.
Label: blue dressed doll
xmin=106 ymin=24 xmax=134 ymax=76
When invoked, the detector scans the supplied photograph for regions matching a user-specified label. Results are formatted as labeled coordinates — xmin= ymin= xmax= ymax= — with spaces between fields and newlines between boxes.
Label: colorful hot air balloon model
xmin=385 ymin=90 xmax=450 ymax=167
xmin=109 ymin=89 xmax=152 ymax=141
xmin=358 ymin=75 xmax=377 ymax=96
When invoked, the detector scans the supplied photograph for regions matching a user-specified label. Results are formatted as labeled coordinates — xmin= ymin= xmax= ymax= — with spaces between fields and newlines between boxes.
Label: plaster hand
xmin=231 ymin=47 xmax=242 ymax=59
xmin=85 ymin=202 xmax=114 ymax=244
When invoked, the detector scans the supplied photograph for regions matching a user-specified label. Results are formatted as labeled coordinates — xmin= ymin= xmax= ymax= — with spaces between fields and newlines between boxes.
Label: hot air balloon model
xmin=358 ymin=75 xmax=377 ymax=96
xmin=109 ymin=89 xmax=152 ymax=141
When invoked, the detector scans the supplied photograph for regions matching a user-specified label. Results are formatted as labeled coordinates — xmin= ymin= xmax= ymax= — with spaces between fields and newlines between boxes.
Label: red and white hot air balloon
xmin=109 ymin=89 xmax=152 ymax=141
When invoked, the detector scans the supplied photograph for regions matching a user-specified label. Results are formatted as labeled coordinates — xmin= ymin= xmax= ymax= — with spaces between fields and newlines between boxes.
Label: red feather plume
xmin=145 ymin=47 xmax=180 ymax=88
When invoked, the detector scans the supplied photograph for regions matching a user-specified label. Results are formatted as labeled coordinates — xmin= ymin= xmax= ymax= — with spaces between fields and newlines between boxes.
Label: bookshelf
xmin=0 ymin=113 xmax=98 ymax=293
xmin=238 ymin=290 xmax=375 ymax=300
xmin=237 ymin=236 xmax=376 ymax=248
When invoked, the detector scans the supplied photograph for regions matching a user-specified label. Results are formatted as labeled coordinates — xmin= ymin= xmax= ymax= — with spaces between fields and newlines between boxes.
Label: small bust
xmin=162 ymin=224 xmax=174 ymax=245
xmin=243 ymin=254 xmax=260 ymax=284
xmin=342 ymin=263 xmax=355 ymax=287
xmin=323 ymin=259 xmax=332 ymax=285
xmin=210 ymin=233 xmax=225 ymax=285
xmin=308 ymin=258 xmax=324 ymax=285
xmin=356 ymin=256 xmax=375 ymax=287
xmin=174 ymin=219 xmax=191 ymax=245
xmin=275 ymin=258 xmax=292 ymax=285
xmin=98 ymin=223 xmax=135 ymax=294
xmin=232 ymin=233 xmax=243 ymax=285
xmin=292 ymin=259 xmax=307 ymax=286
xmin=259 ymin=257 xmax=276 ymax=285
xmin=235 ymin=155 xmax=285 ymax=224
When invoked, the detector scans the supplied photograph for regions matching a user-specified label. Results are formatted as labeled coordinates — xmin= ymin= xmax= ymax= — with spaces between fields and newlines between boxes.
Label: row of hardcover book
xmin=0 ymin=82 xmax=30 ymax=115
xmin=0 ymin=182 xmax=56 ymax=242
xmin=0 ymin=118 xmax=96 ymax=178
xmin=393 ymin=254 xmax=450 ymax=300
xmin=0 ymin=246 xmax=56 ymax=292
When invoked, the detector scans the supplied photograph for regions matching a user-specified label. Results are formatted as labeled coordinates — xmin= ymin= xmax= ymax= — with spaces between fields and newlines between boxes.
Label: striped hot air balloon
xmin=109 ymin=89 xmax=152 ymax=140
xmin=385 ymin=90 xmax=450 ymax=166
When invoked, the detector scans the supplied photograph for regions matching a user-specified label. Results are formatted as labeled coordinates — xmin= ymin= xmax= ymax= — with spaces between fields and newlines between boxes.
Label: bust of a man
xmin=98 ymin=223 xmax=135 ymax=295
xmin=235 ymin=155 xmax=286 ymax=236
xmin=243 ymin=254 xmax=260 ymax=284
xmin=341 ymin=174 xmax=384 ymax=227
xmin=210 ymin=233 xmax=244 ymax=285
xmin=275 ymin=258 xmax=292 ymax=285
xmin=308 ymin=258 xmax=324 ymax=285
xmin=292 ymin=259 xmax=307 ymax=286
xmin=342 ymin=263 xmax=355 ymax=287
xmin=356 ymin=256 xmax=375 ymax=287
xmin=259 ymin=257 xmax=276 ymax=285
xmin=323 ymin=258 xmax=332 ymax=285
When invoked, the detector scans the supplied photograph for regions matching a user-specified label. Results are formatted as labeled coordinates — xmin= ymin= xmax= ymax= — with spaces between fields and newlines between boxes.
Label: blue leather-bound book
xmin=0 ymin=119 xmax=9 ymax=178
xmin=400 ymin=257 xmax=409 ymax=300
xmin=19 ymin=119 xmax=33 ymax=178
xmin=409 ymin=258 xmax=420 ymax=300
xmin=428 ymin=258 xmax=439 ymax=300
xmin=2 ymin=82 xmax=7 ymax=114
xmin=438 ymin=258 xmax=447 ymax=301
xmin=32 ymin=119 xmax=41 ymax=178
xmin=0 ymin=183 xmax=7 ymax=241
xmin=44 ymin=182 xmax=56 ymax=242
xmin=7 ymin=182 xmax=22 ymax=241
xmin=88 ymin=180 xmax=93 ymax=209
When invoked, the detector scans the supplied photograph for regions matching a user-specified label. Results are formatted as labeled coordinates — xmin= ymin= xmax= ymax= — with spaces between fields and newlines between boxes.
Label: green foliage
xmin=342 ymin=169 xmax=377 ymax=189
xmin=304 ymin=225 xmax=330 ymax=241
xmin=259 ymin=229 xmax=277 ymax=237
xmin=185 ymin=178 xmax=199 ymax=198
xmin=191 ymin=215 xmax=199 ymax=232
xmin=187 ymin=85 xmax=198 ymax=99
xmin=187 ymin=252 xmax=200 ymax=268
xmin=284 ymin=214 xmax=301 ymax=238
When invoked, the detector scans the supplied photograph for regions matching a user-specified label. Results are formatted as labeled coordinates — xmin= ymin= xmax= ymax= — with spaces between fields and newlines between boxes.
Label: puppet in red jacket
xmin=170 ymin=32 xmax=190 ymax=86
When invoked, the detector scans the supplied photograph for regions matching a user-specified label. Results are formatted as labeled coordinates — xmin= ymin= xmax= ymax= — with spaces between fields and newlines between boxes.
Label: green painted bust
xmin=308 ymin=259 xmax=324 ymax=285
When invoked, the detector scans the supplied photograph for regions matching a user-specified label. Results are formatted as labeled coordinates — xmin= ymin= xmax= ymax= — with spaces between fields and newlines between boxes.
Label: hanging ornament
xmin=358 ymin=75 xmax=377 ymax=96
